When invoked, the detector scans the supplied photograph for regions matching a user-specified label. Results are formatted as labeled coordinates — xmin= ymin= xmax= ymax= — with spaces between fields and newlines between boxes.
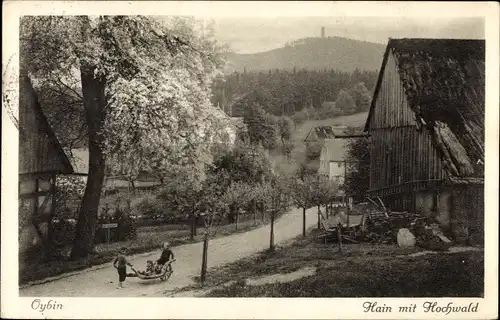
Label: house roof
xmin=19 ymin=74 xmax=74 ymax=175
xmin=305 ymin=125 xmax=348 ymax=141
xmin=365 ymin=38 xmax=485 ymax=178
xmin=335 ymin=127 xmax=368 ymax=139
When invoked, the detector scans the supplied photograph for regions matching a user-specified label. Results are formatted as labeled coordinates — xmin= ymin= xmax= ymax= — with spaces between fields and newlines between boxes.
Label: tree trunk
xmin=337 ymin=223 xmax=343 ymax=253
xmin=317 ymin=205 xmax=321 ymax=229
xmin=235 ymin=210 xmax=239 ymax=232
xmin=200 ymin=232 xmax=209 ymax=286
xmin=71 ymin=65 xmax=106 ymax=260
xmin=270 ymin=211 xmax=275 ymax=251
xmin=302 ymin=207 xmax=306 ymax=237
xmin=130 ymin=179 xmax=136 ymax=195
xmin=261 ymin=202 xmax=266 ymax=222
xmin=347 ymin=201 xmax=351 ymax=227
xmin=253 ymin=199 xmax=257 ymax=225
xmin=190 ymin=213 xmax=196 ymax=240
xmin=193 ymin=215 xmax=198 ymax=236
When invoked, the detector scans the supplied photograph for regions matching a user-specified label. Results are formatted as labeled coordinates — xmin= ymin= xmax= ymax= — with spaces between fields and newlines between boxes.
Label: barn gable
xmin=19 ymin=74 xmax=74 ymax=176
xmin=366 ymin=48 xmax=417 ymax=130
xmin=365 ymin=38 xmax=485 ymax=180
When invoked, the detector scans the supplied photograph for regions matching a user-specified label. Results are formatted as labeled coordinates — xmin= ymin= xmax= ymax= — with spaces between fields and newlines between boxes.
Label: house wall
xmin=368 ymin=50 xmax=447 ymax=210
xmin=436 ymin=190 xmax=452 ymax=228
xmin=318 ymin=146 xmax=329 ymax=176
xmin=415 ymin=191 xmax=434 ymax=216
xmin=451 ymin=184 xmax=484 ymax=244
xmin=19 ymin=174 xmax=54 ymax=253
xmin=328 ymin=161 xmax=344 ymax=183
xmin=319 ymin=148 xmax=345 ymax=183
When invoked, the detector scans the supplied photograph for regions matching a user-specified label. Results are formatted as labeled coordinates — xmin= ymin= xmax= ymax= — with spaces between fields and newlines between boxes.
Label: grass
xmin=19 ymin=212 xmax=282 ymax=285
xmin=191 ymin=231 xmax=483 ymax=297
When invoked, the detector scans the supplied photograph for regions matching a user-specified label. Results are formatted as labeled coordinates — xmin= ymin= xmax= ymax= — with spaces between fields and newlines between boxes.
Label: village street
xmin=20 ymin=207 xmax=317 ymax=297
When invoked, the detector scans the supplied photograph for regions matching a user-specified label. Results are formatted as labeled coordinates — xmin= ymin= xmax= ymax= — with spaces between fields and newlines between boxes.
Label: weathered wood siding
xmin=368 ymin=50 xmax=447 ymax=197
xmin=19 ymin=75 xmax=72 ymax=175
xmin=369 ymin=51 xmax=416 ymax=129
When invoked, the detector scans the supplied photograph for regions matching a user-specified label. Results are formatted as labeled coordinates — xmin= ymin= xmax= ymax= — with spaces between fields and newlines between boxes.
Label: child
xmin=156 ymin=242 xmax=174 ymax=273
xmin=113 ymin=247 xmax=133 ymax=289
xmin=138 ymin=260 xmax=155 ymax=276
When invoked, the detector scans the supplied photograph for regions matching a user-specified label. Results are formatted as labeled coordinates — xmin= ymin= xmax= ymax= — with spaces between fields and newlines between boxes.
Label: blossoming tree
xmin=20 ymin=16 xmax=226 ymax=259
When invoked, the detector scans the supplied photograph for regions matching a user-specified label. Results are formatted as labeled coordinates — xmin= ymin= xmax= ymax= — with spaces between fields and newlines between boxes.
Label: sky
xmin=211 ymin=16 xmax=485 ymax=53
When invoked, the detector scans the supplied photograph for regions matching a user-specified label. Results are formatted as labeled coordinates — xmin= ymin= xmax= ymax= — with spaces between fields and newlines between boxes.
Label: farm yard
xmin=190 ymin=236 xmax=483 ymax=298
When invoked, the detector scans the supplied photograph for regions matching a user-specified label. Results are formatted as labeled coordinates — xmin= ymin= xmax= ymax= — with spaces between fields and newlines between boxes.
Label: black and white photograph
xmin=2 ymin=1 xmax=498 ymax=319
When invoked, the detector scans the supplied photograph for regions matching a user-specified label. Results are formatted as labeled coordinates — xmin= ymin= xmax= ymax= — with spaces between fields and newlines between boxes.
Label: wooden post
xmin=106 ymin=227 xmax=111 ymax=243
xmin=200 ymin=232 xmax=209 ymax=285
xmin=337 ymin=222 xmax=343 ymax=253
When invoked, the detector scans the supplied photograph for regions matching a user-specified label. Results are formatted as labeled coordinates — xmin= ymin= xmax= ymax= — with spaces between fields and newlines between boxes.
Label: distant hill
xmin=223 ymin=37 xmax=385 ymax=74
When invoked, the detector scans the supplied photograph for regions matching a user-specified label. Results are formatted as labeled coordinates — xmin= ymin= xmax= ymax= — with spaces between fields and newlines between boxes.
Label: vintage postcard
xmin=2 ymin=1 xmax=498 ymax=319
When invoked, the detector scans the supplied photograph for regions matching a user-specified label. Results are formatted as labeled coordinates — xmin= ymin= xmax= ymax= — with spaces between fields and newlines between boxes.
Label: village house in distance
xmin=364 ymin=38 xmax=485 ymax=244
xmin=304 ymin=125 xmax=348 ymax=183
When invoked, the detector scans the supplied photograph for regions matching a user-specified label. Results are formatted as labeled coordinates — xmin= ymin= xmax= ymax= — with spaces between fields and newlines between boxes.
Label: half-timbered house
xmin=364 ymin=38 xmax=484 ymax=243
xmin=19 ymin=72 xmax=74 ymax=253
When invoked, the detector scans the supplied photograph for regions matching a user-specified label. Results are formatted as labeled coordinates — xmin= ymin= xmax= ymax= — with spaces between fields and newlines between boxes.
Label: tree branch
xmin=53 ymin=78 xmax=83 ymax=100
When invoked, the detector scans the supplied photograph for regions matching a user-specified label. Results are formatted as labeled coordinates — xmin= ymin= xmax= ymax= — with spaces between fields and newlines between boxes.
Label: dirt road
xmin=20 ymin=207 xmax=316 ymax=297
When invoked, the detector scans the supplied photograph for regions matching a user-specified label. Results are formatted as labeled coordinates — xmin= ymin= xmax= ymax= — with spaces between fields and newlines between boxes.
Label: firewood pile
xmin=413 ymin=222 xmax=453 ymax=251
xmin=320 ymin=198 xmax=454 ymax=251
xmin=360 ymin=211 xmax=423 ymax=244
xmin=326 ymin=211 xmax=453 ymax=250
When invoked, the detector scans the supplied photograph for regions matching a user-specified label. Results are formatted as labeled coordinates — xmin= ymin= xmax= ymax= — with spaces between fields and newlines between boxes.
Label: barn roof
xmin=365 ymin=38 xmax=485 ymax=178
xmin=19 ymin=74 xmax=74 ymax=175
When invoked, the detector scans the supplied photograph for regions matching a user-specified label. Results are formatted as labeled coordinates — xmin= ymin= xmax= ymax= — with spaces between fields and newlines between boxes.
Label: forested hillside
xmin=212 ymin=68 xmax=378 ymax=119
xmin=223 ymin=36 xmax=386 ymax=73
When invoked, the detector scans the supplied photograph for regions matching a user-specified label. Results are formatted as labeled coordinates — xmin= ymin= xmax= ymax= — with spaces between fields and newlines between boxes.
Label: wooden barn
xmin=18 ymin=71 xmax=74 ymax=253
xmin=364 ymin=38 xmax=484 ymax=243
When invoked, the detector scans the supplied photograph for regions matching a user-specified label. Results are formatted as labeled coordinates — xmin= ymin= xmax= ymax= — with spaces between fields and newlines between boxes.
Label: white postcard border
xmin=2 ymin=1 xmax=498 ymax=319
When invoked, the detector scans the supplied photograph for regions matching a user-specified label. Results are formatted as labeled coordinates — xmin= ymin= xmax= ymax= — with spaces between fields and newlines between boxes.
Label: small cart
xmin=129 ymin=259 xmax=175 ymax=282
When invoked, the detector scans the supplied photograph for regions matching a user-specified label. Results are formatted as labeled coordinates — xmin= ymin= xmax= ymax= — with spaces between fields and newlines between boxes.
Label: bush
xmin=49 ymin=219 xmax=77 ymax=248
xmin=116 ymin=217 xmax=137 ymax=241
xmin=134 ymin=196 xmax=164 ymax=218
